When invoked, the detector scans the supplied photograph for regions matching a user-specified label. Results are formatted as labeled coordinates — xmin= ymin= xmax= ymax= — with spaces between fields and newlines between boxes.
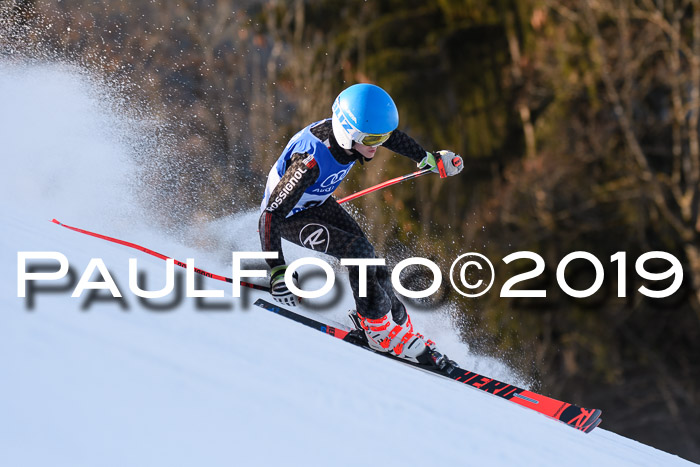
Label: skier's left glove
xmin=270 ymin=265 xmax=301 ymax=307
xmin=418 ymin=150 xmax=463 ymax=178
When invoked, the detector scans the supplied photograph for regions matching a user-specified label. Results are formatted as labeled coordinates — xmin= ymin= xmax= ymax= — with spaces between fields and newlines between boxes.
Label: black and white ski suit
xmin=258 ymin=119 xmax=427 ymax=320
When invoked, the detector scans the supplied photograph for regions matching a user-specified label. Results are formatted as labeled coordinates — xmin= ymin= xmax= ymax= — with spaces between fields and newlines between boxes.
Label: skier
xmin=259 ymin=83 xmax=463 ymax=364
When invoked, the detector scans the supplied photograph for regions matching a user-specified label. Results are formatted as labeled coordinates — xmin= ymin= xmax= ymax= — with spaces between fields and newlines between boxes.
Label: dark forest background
xmin=2 ymin=0 xmax=699 ymax=461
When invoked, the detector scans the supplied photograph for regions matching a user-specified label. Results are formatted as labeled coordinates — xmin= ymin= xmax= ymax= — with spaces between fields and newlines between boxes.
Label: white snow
xmin=0 ymin=61 xmax=696 ymax=467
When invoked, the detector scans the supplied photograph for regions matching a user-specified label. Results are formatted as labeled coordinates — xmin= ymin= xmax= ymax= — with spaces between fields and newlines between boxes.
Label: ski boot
xmin=348 ymin=309 xmax=456 ymax=372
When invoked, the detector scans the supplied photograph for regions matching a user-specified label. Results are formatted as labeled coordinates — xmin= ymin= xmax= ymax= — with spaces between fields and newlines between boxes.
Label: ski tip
xmin=580 ymin=408 xmax=603 ymax=433
xmin=51 ymin=218 xmax=60 ymax=224
xmin=584 ymin=416 xmax=603 ymax=433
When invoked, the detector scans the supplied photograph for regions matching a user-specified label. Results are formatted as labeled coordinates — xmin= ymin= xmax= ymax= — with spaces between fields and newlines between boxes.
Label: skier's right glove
xmin=270 ymin=265 xmax=300 ymax=307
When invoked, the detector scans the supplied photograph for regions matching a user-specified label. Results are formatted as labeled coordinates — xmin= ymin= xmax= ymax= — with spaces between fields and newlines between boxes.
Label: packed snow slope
xmin=0 ymin=62 xmax=696 ymax=467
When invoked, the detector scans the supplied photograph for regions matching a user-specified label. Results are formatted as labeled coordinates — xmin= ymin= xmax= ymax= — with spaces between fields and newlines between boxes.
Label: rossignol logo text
xmin=266 ymin=166 xmax=308 ymax=212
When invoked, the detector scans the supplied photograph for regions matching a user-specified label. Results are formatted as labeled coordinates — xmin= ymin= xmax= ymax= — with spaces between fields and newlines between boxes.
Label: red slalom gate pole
xmin=50 ymin=219 xmax=270 ymax=293
xmin=337 ymin=168 xmax=433 ymax=204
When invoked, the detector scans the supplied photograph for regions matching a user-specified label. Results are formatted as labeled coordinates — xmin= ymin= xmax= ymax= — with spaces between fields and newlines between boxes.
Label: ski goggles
xmin=354 ymin=130 xmax=393 ymax=147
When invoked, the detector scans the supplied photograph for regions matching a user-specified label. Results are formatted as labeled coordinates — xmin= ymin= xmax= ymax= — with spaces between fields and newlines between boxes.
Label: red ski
xmin=254 ymin=298 xmax=602 ymax=434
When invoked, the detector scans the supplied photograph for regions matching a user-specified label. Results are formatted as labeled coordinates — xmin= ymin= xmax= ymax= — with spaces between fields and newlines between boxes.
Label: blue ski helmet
xmin=331 ymin=83 xmax=399 ymax=149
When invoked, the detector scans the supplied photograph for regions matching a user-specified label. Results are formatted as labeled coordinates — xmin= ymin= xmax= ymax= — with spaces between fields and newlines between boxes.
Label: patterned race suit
xmin=259 ymin=119 xmax=427 ymax=319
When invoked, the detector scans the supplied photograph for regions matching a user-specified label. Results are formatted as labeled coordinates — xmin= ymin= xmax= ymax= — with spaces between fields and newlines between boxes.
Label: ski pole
xmin=337 ymin=168 xmax=433 ymax=205
xmin=51 ymin=219 xmax=271 ymax=292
